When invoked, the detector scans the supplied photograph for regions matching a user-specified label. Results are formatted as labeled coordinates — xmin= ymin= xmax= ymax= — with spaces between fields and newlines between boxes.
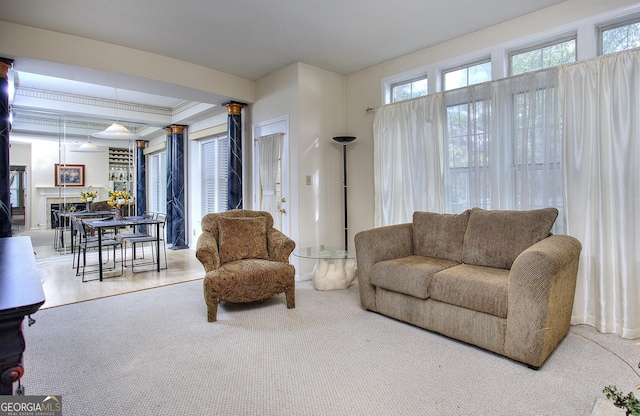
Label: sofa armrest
xmin=504 ymin=235 xmax=582 ymax=368
xmin=354 ymin=223 xmax=413 ymax=310
xmin=267 ymin=228 xmax=296 ymax=263
xmin=195 ymin=232 xmax=221 ymax=273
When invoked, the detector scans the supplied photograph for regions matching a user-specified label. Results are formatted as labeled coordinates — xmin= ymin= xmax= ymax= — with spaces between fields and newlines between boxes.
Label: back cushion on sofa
xmin=413 ymin=210 xmax=470 ymax=263
xmin=461 ymin=207 xmax=558 ymax=269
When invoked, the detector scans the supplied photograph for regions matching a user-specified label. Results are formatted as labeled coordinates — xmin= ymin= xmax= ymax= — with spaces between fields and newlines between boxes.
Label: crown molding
xmin=15 ymin=86 xmax=176 ymax=117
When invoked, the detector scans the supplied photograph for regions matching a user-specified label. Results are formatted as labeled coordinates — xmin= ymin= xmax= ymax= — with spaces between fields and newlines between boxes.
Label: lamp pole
xmin=332 ymin=136 xmax=356 ymax=250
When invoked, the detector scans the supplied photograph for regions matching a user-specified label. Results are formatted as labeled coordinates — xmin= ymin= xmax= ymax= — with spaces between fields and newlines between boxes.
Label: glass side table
xmin=293 ymin=246 xmax=357 ymax=291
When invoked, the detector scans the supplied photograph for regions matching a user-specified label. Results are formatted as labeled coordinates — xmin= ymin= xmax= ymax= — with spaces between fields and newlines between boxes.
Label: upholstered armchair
xmin=196 ymin=210 xmax=296 ymax=322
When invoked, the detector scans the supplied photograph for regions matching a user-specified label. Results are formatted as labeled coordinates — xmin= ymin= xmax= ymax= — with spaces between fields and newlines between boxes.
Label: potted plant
xmin=603 ymin=362 xmax=640 ymax=415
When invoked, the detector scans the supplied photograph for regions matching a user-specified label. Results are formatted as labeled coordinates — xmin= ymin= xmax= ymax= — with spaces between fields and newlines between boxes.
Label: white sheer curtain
xmin=560 ymin=50 xmax=640 ymax=339
xmin=256 ymin=132 xmax=283 ymax=225
xmin=442 ymin=71 xmax=563 ymax=226
xmin=373 ymin=94 xmax=444 ymax=226
xmin=374 ymin=70 xmax=563 ymax=230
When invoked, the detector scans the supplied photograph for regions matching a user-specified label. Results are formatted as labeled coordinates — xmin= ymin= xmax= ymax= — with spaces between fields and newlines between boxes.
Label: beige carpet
xmin=21 ymin=280 xmax=638 ymax=416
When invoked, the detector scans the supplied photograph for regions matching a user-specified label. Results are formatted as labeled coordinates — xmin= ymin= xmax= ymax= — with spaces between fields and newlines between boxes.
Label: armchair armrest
xmin=196 ymin=232 xmax=221 ymax=273
xmin=354 ymin=223 xmax=413 ymax=310
xmin=504 ymin=235 xmax=582 ymax=368
xmin=267 ymin=228 xmax=296 ymax=263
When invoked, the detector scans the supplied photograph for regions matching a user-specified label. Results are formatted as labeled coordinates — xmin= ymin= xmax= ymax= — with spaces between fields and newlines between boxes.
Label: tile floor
xmin=16 ymin=229 xmax=204 ymax=309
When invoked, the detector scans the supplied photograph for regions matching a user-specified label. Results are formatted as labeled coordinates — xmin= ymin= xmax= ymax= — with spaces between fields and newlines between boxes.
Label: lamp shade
xmin=332 ymin=136 xmax=356 ymax=144
xmin=92 ymin=122 xmax=139 ymax=139
xmin=70 ymin=140 xmax=103 ymax=153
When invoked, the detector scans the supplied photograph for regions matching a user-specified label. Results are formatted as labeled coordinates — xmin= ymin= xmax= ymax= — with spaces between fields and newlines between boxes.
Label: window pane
xmin=444 ymin=61 xmax=490 ymax=91
xmin=602 ymin=21 xmax=640 ymax=54
xmin=444 ymin=68 xmax=467 ymax=91
xmin=392 ymin=83 xmax=412 ymax=102
xmin=411 ymin=78 xmax=428 ymax=97
xmin=468 ymin=62 xmax=491 ymax=86
xmin=391 ymin=76 xmax=427 ymax=103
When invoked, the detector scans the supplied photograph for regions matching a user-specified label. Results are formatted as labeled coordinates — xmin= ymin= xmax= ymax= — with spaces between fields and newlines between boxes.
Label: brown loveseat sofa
xmin=354 ymin=207 xmax=582 ymax=368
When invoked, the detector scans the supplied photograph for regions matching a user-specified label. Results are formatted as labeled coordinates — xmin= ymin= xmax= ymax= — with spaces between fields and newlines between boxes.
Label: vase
xmin=86 ymin=198 xmax=93 ymax=212
xmin=114 ymin=206 xmax=124 ymax=221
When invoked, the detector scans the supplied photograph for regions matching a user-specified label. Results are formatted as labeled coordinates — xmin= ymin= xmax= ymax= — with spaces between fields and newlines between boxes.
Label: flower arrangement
xmin=80 ymin=187 xmax=98 ymax=202
xmin=107 ymin=189 xmax=131 ymax=208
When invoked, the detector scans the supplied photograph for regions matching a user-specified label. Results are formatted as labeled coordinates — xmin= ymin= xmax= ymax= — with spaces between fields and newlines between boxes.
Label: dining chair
xmin=52 ymin=210 xmax=72 ymax=252
xmin=73 ymin=217 xmax=123 ymax=282
xmin=119 ymin=213 xmax=167 ymax=272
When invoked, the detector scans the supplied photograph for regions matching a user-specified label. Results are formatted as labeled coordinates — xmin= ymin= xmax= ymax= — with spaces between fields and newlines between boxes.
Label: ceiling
xmin=0 ymin=0 xmax=564 ymax=141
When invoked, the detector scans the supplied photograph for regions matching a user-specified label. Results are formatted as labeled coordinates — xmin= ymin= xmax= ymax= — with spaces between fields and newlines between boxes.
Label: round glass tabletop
xmin=293 ymin=246 xmax=356 ymax=260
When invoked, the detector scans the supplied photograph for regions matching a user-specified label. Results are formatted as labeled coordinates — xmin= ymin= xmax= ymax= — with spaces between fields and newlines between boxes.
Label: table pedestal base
xmin=312 ymin=258 xmax=357 ymax=291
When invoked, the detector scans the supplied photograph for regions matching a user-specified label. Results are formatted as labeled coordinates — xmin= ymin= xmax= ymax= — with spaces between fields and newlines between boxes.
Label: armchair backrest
xmin=201 ymin=209 xmax=275 ymax=244
xmin=197 ymin=209 xmax=294 ymax=273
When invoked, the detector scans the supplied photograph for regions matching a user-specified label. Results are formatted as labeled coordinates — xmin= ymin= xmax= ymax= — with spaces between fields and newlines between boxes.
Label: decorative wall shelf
xmin=108 ymin=147 xmax=134 ymax=192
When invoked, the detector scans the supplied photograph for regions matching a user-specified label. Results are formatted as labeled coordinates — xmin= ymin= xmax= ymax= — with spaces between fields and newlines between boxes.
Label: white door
xmin=253 ymin=117 xmax=289 ymax=235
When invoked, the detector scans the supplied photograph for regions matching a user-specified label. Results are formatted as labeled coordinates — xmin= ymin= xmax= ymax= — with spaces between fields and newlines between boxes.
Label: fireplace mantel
xmin=36 ymin=187 xmax=95 ymax=229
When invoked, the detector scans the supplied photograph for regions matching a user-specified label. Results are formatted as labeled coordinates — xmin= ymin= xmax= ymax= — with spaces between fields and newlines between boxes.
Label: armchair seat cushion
xmin=204 ymin=259 xmax=295 ymax=303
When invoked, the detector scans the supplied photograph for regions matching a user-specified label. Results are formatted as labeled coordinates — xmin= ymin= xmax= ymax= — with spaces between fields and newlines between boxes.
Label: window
xmin=201 ymin=134 xmax=228 ymax=213
xmin=444 ymin=98 xmax=492 ymax=213
xmin=443 ymin=60 xmax=491 ymax=91
xmin=390 ymin=76 xmax=428 ymax=103
xmin=441 ymin=72 xmax=564 ymax=232
xmin=599 ymin=18 xmax=640 ymax=55
xmin=509 ymin=37 xmax=576 ymax=75
xmin=148 ymin=151 xmax=167 ymax=214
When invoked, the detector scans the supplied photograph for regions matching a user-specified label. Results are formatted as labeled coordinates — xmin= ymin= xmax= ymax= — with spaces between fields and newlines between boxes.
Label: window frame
xmin=597 ymin=15 xmax=640 ymax=55
xmin=148 ymin=150 xmax=167 ymax=214
xmin=507 ymin=34 xmax=577 ymax=76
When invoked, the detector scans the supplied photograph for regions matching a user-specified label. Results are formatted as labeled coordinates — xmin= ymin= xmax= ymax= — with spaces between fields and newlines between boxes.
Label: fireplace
xmin=49 ymin=202 xmax=88 ymax=228
xmin=36 ymin=187 xmax=94 ymax=229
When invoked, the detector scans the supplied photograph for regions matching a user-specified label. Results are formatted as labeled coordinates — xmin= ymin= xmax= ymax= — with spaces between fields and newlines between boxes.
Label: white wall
xmin=251 ymin=62 xmax=347 ymax=278
xmin=344 ymin=0 xmax=640 ymax=238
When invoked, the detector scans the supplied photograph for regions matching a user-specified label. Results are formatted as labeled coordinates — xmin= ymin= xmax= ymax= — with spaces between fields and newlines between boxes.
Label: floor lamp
xmin=332 ymin=136 xmax=356 ymax=250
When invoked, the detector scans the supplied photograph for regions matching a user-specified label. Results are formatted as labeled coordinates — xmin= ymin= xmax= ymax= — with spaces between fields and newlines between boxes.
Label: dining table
xmin=81 ymin=216 xmax=164 ymax=281
xmin=58 ymin=210 xmax=113 ymax=253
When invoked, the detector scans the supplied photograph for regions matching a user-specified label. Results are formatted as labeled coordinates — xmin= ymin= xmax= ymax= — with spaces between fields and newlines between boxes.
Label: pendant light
xmin=92 ymin=88 xmax=139 ymax=140
xmin=71 ymin=138 xmax=103 ymax=153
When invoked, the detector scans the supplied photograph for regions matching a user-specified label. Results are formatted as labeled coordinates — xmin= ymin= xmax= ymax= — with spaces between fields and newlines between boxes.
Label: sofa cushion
xmin=217 ymin=216 xmax=269 ymax=264
xmin=371 ymin=255 xmax=459 ymax=299
xmin=413 ymin=210 xmax=470 ymax=263
xmin=429 ymin=264 xmax=509 ymax=318
xmin=462 ymin=207 xmax=558 ymax=269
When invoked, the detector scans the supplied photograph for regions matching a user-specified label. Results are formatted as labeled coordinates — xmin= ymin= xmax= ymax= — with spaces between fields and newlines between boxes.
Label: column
xmin=0 ymin=58 xmax=13 ymax=238
xmin=135 ymin=140 xmax=147 ymax=218
xmin=167 ymin=125 xmax=187 ymax=249
xmin=224 ymin=101 xmax=246 ymax=210
xmin=165 ymin=127 xmax=173 ymax=245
